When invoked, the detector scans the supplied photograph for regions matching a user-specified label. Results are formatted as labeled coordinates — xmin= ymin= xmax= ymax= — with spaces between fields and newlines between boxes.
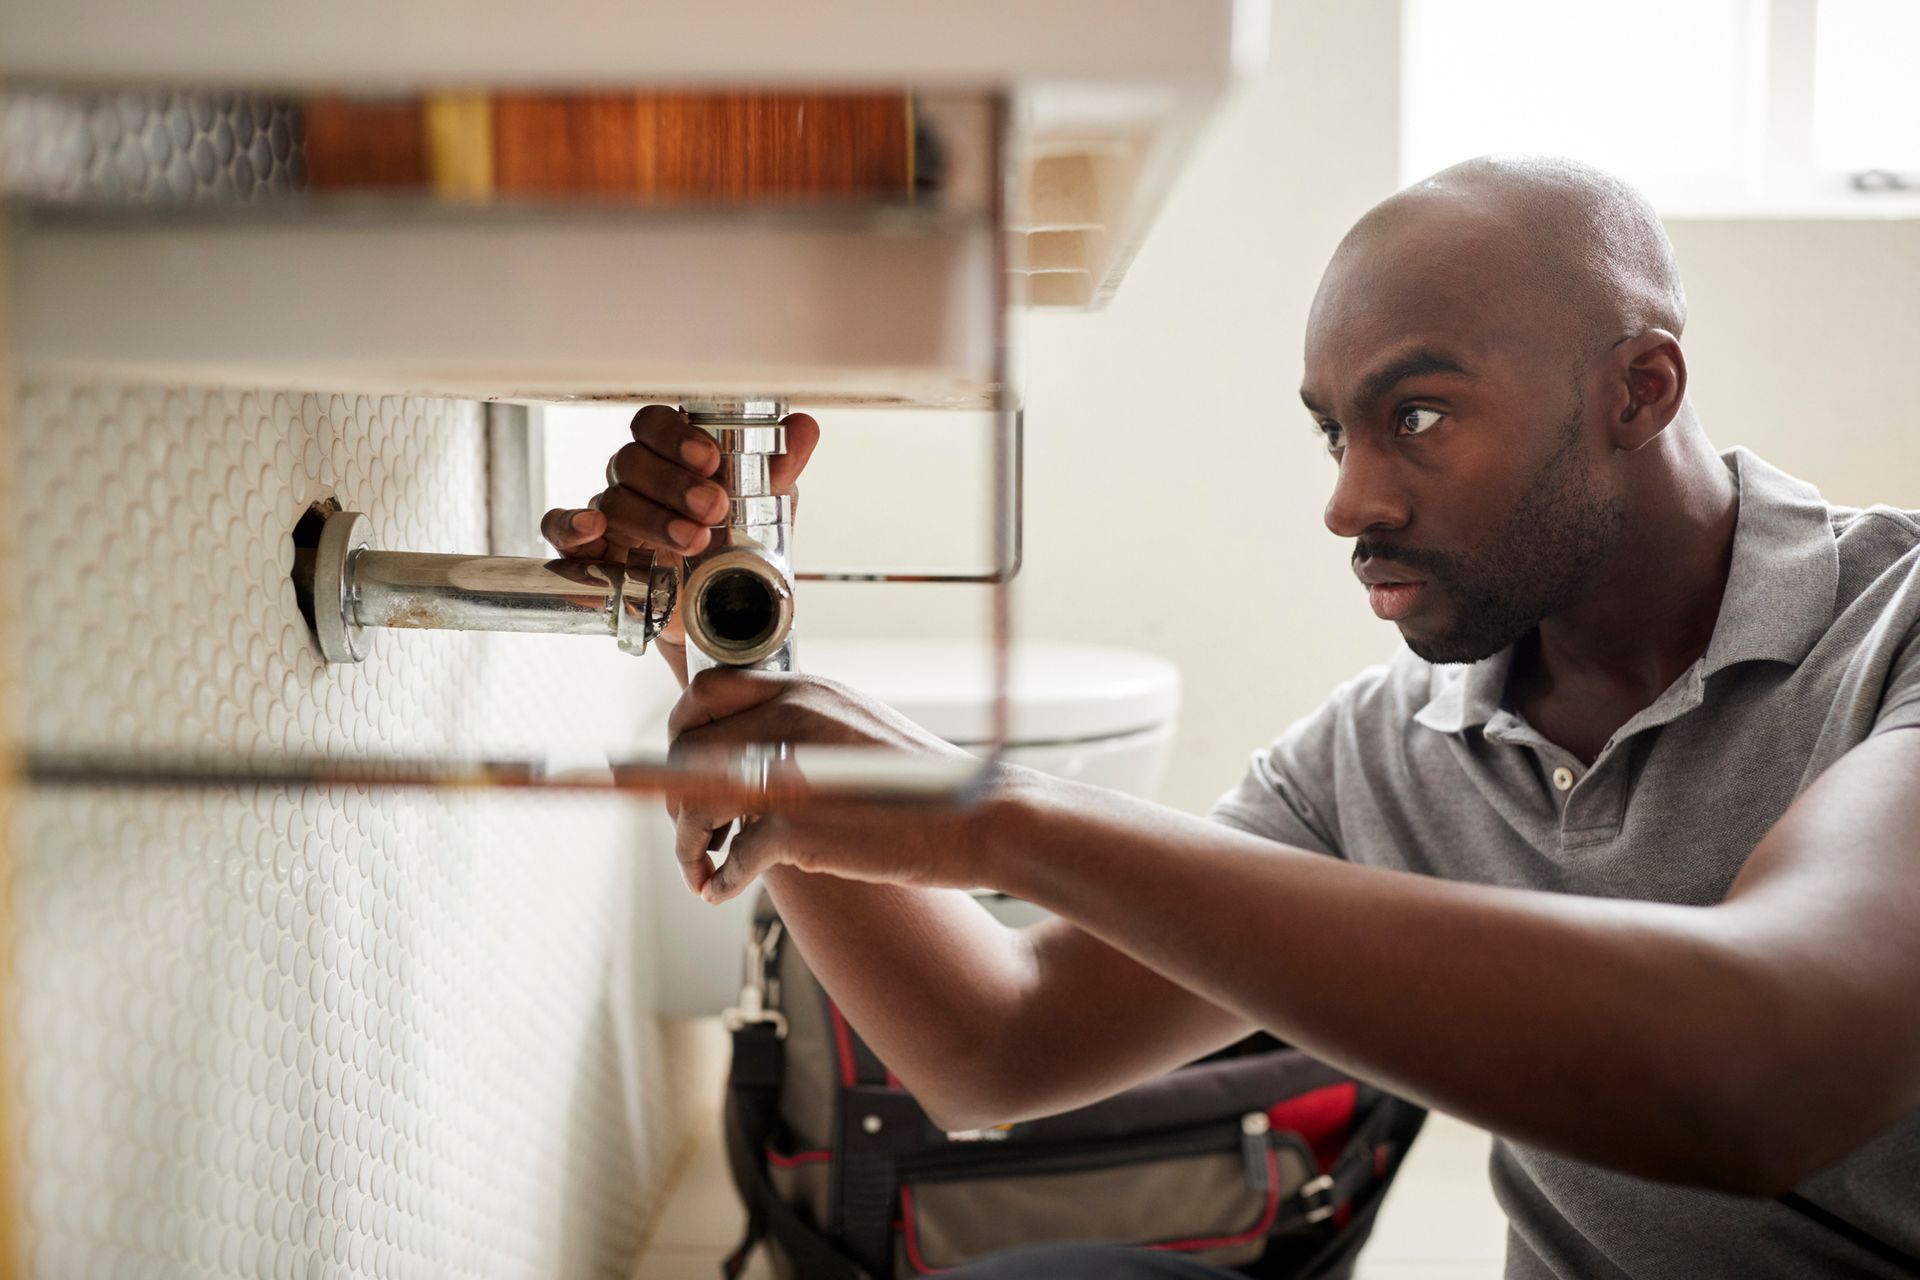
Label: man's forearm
xmin=760 ymin=866 xmax=1036 ymax=1129
xmin=673 ymin=651 xmax=1035 ymax=1128
xmin=983 ymin=769 xmax=1788 ymax=1192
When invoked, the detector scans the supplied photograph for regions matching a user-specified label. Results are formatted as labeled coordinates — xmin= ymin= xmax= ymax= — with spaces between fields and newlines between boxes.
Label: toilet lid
xmin=799 ymin=639 xmax=1180 ymax=746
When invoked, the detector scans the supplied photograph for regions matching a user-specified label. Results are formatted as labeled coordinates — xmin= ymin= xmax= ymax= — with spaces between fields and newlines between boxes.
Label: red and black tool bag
xmin=720 ymin=892 xmax=1427 ymax=1280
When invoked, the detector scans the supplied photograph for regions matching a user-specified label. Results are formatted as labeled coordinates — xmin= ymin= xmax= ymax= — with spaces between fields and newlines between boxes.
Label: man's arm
xmin=983 ymin=726 xmax=1920 ymax=1194
xmin=759 ymin=871 xmax=1255 ymax=1129
xmin=759 ymin=679 xmax=1369 ymax=1132
xmin=544 ymin=407 xmax=1262 ymax=1128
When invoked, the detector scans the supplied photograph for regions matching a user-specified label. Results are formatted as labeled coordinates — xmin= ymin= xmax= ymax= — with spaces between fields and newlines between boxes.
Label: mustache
xmin=1352 ymin=539 xmax=1458 ymax=577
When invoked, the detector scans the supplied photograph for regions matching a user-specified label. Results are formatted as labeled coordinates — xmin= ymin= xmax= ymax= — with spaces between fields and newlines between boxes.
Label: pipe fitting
xmin=680 ymin=398 xmax=797 ymax=675
xmin=681 ymin=547 xmax=794 ymax=668
xmin=291 ymin=397 xmax=794 ymax=671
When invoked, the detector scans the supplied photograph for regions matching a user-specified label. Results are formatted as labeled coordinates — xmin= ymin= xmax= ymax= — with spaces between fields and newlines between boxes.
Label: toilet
xmin=800 ymin=638 xmax=1182 ymax=796
xmin=648 ymin=638 xmax=1182 ymax=1012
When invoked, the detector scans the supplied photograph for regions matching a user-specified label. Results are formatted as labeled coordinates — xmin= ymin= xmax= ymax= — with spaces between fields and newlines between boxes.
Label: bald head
xmin=1331 ymin=155 xmax=1686 ymax=359
xmin=1301 ymin=157 xmax=1703 ymax=664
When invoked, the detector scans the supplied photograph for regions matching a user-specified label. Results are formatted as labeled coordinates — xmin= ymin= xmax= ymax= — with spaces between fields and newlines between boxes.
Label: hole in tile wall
xmin=289 ymin=494 xmax=342 ymax=638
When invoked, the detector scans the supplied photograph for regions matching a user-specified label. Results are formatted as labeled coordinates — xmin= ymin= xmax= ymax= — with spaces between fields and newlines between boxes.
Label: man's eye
xmin=1316 ymin=421 xmax=1345 ymax=452
xmin=1397 ymin=407 xmax=1443 ymax=436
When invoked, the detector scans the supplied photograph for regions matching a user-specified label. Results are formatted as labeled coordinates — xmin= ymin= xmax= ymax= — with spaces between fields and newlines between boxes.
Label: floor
xmin=631 ymin=1022 xmax=1509 ymax=1279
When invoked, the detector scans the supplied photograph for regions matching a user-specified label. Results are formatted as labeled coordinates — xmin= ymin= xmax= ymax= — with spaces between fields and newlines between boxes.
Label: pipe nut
xmin=312 ymin=510 xmax=371 ymax=663
xmin=615 ymin=548 xmax=679 ymax=657
xmin=704 ymin=424 xmax=786 ymax=455
xmin=725 ymin=493 xmax=793 ymax=530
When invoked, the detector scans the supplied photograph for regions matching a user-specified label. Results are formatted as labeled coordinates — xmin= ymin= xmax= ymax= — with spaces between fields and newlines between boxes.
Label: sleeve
xmin=1871 ymin=612 xmax=1920 ymax=737
xmin=1207 ymin=664 xmax=1395 ymax=860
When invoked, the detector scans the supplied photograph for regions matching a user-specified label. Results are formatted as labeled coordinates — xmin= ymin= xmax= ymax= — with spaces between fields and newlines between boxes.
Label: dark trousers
xmin=947 ymin=1244 xmax=1244 ymax=1277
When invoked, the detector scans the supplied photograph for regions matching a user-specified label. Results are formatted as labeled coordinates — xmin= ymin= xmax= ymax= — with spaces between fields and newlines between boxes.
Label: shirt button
xmin=1552 ymin=766 xmax=1576 ymax=792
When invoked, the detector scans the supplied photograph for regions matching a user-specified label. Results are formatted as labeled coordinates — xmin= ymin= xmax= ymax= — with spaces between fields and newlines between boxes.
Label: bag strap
xmin=1271 ymin=1092 xmax=1419 ymax=1233
xmin=1256 ymin=1097 xmax=1427 ymax=1280
xmin=719 ymin=1019 xmax=775 ymax=1279
xmin=722 ymin=1018 xmax=873 ymax=1280
xmin=719 ymin=913 xmax=875 ymax=1280
xmin=1777 ymin=1191 xmax=1920 ymax=1276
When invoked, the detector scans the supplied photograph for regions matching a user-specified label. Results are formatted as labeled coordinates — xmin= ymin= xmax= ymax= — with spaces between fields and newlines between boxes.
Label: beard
xmin=1356 ymin=396 xmax=1624 ymax=665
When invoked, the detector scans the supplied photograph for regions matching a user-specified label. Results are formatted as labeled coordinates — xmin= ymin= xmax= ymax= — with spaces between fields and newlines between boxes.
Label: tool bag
xmin=720 ymin=891 xmax=1427 ymax=1280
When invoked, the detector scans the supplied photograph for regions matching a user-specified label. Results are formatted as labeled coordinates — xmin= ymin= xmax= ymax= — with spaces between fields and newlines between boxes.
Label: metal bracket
xmin=1299 ymin=1172 xmax=1337 ymax=1224
xmin=721 ymin=918 xmax=788 ymax=1038
xmin=616 ymin=546 xmax=679 ymax=657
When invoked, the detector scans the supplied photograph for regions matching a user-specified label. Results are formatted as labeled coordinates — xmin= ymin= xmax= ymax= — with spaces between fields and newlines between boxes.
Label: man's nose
xmin=1323 ymin=443 xmax=1411 ymax=539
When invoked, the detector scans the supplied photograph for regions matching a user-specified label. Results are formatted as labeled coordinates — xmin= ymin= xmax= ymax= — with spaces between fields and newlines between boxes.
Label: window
xmin=1400 ymin=0 xmax=1920 ymax=216
xmin=1814 ymin=0 xmax=1920 ymax=174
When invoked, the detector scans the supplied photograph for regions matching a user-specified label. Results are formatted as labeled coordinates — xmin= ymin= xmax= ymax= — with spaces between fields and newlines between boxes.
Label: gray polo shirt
xmin=1211 ymin=447 xmax=1920 ymax=1278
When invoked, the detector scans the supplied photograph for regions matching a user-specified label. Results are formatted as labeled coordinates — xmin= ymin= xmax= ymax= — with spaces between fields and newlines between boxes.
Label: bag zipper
xmin=895 ymin=1114 xmax=1306 ymax=1275
xmin=899 ymin=1112 xmax=1302 ymax=1194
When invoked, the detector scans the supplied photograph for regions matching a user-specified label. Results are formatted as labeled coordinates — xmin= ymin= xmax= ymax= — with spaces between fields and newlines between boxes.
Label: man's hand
xmin=540 ymin=404 xmax=821 ymax=654
xmin=666 ymin=668 xmax=990 ymax=903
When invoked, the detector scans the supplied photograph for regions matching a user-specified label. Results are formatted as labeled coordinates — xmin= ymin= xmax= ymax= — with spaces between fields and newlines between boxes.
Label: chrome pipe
xmin=294 ymin=508 xmax=676 ymax=663
xmin=293 ymin=399 xmax=796 ymax=671
xmin=351 ymin=551 xmax=623 ymax=636
xmin=680 ymin=398 xmax=798 ymax=675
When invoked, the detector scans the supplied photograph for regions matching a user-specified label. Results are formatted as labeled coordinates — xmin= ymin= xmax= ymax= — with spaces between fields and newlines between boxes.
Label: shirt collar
xmin=1698 ymin=446 xmax=1840 ymax=677
xmin=1413 ymin=646 xmax=1511 ymax=735
xmin=1414 ymin=446 xmax=1838 ymax=736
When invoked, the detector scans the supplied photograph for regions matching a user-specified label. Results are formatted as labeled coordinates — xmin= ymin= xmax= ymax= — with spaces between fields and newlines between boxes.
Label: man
xmin=545 ymin=157 xmax=1920 ymax=1278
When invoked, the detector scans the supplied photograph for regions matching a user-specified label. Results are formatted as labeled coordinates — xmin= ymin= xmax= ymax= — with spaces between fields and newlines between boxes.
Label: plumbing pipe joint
xmin=679 ymin=398 xmax=797 ymax=674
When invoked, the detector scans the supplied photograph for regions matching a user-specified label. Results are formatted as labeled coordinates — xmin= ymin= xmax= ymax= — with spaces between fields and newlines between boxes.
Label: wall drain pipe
xmin=291 ymin=398 xmax=796 ymax=673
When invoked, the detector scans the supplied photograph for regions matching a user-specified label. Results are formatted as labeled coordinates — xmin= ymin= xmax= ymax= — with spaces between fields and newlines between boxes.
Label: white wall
xmin=1664 ymin=219 xmax=1920 ymax=512
xmin=9 ymin=383 xmax=690 ymax=1277
xmin=808 ymin=0 xmax=1920 ymax=816
xmin=791 ymin=0 xmax=1412 ymax=813
xmin=1010 ymin=0 xmax=1409 ymax=814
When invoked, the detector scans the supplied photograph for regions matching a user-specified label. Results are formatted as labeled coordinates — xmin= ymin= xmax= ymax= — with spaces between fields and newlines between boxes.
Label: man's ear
xmin=1609 ymin=329 xmax=1688 ymax=451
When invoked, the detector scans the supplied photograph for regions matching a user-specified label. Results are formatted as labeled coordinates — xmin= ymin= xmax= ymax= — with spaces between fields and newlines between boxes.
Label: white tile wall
xmin=10 ymin=379 xmax=686 ymax=1277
